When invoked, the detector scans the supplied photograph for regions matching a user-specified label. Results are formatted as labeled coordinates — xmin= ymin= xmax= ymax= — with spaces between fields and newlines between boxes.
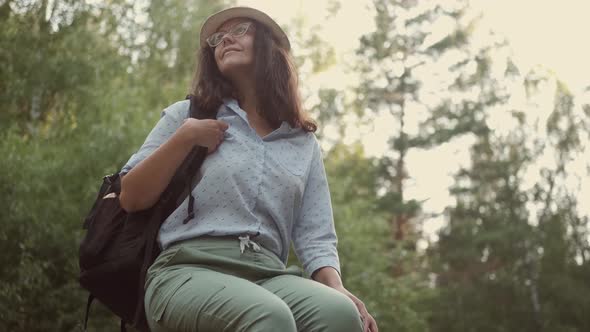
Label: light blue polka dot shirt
xmin=121 ymin=98 xmax=341 ymax=278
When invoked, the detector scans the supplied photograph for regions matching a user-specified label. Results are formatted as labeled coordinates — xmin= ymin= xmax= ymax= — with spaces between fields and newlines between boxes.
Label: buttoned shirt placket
xmin=225 ymin=102 xmax=271 ymax=255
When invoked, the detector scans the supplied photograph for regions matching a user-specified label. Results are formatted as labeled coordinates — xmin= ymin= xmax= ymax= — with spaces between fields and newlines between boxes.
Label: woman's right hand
xmin=180 ymin=118 xmax=229 ymax=154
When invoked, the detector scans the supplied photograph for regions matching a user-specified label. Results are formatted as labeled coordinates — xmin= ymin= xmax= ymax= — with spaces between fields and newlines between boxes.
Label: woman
xmin=119 ymin=6 xmax=378 ymax=332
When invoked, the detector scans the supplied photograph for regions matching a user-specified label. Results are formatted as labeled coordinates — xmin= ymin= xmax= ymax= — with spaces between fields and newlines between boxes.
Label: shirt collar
xmin=222 ymin=98 xmax=299 ymax=137
xmin=222 ymin=98 xmax=249 ymax=124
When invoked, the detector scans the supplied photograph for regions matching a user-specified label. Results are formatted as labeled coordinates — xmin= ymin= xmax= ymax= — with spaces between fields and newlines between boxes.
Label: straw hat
xmin=200 ymin=6 xmax=291 ymax=50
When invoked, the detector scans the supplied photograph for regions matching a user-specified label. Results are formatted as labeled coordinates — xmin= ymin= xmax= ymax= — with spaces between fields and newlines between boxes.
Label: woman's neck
xmin=232 ymin=76 xmax=258 ymax=117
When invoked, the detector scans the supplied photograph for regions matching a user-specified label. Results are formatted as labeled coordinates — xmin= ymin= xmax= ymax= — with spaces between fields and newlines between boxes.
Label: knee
xmin=316 ymin=294 xmax=364 ymax=332
xmin=244 ymin=296 xmax=297 ymax=332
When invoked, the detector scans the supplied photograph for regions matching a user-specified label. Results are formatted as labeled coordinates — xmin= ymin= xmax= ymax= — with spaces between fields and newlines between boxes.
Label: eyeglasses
xmin=206 ymin=22 xmax=253 ymax=48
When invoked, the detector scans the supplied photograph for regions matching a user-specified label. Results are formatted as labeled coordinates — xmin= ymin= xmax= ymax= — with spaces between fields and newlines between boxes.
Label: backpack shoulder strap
xmin=132 ymin=95 xmax=211 ymax=331
xmin=83 ymin=294 xmax=94 ymax=332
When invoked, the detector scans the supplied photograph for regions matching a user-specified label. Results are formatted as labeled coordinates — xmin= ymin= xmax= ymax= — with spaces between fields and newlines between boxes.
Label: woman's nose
xmin=220 ymin=32 xmax=236 ymax=46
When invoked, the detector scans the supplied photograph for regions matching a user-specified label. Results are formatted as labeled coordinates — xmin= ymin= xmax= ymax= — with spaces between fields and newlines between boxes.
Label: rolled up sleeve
xmin=120 ymin=101 xmax=188 ymax=175
xmin=291 ymin=138 xmax=341 ymax=278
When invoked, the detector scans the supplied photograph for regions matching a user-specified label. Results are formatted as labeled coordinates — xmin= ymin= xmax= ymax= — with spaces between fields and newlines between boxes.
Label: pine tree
xmin=355 ymin=0 xmax=492 ymax=277
xmin=429 ymin=72 xmax=590 ymax=331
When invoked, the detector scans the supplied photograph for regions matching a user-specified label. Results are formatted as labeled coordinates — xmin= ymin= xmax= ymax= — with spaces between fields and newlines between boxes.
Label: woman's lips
xmin=223 ymin=50 xmax=239 ymax=58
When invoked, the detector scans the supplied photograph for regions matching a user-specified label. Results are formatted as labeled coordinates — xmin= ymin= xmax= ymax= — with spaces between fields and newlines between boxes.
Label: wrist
xmin=311 ymin=266 xmax=343 ymax=288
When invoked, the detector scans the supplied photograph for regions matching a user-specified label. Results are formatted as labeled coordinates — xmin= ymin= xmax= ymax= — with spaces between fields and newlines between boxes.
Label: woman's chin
xmin=219 ymin=61 xmax=254 ymax=77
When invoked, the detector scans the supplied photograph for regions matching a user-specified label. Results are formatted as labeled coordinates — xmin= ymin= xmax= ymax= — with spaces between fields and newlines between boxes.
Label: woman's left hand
xmin=333 ymin=285 xmax=379 ymax=332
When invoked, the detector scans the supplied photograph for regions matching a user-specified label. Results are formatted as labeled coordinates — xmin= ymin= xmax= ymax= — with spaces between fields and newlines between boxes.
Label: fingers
xmin=336 ymin=288 xmax=377 ymax=332
xmin=356 ymin=301 xmax=369 ymax=320
xmin=185 ymin=118 xmax=228 ymax=131
xmin=363 ymin=315 xmax=378 ymax=332
xmin=206 ymin=128 xmax=225 ymax=154
xmin=351 ymin=299 xmax=368 ymax=331
xmin=216 ymin=120 xmax=229 ymax=131
xmin=368 ymin=315 xmax=378 ymax=332
xmin=360 ymin=312 xmax=377 ymax=332
xmin=211 ymin=121 xmax=228 ymax=147
xmin=216 ymin=128 xmax=225 ymax=143
xmin=354 ymin=301 xmax=376 ymax=332
xmin=369 ymin=318 xmax=378 ymax=332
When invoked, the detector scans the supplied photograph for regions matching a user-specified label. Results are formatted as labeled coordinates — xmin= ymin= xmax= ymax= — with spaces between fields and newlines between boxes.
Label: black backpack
xmin=78 ymin=96 xmax=213 ymax=331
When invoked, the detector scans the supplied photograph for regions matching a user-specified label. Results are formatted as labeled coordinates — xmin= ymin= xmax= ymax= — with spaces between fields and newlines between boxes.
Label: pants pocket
xmin=150 ymin=273 xmax=193 ymax=323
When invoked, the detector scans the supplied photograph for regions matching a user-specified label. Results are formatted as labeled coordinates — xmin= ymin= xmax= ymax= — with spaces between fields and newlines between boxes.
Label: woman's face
xmin=212 ymin=18 xmax=256 ymax=78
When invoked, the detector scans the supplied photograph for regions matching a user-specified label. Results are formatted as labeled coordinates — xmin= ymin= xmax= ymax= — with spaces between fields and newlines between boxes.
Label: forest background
xmin=1 ymin=0 xmax=589 ymax=331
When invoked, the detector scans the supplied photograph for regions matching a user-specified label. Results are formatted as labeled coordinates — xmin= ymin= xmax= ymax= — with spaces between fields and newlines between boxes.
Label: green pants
xmin=144 ymin=235 xmax=364 ymax=332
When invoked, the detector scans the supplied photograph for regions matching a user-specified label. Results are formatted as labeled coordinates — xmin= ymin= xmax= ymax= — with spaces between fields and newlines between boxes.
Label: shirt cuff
xmin=305 ymin=256 xmax=341 ymax=279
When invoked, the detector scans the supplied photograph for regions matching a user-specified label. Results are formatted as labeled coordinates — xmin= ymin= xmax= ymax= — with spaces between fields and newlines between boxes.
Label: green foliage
xmin=353 ymin=1 xmax=590 ymax=331
xmin=427 ymin=74 xmax=590 ymax=332
xmin=0 ymin=0 xmax=227 ymax=330
xmin=0 ymin=112 xmax=138 ymax=330
xmin=324 ymin=143 xmax=431 ymax=331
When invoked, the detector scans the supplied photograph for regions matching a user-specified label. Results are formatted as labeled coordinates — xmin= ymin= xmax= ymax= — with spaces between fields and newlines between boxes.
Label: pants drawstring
xmin=238 ymin=234 xmax=261 ymax=253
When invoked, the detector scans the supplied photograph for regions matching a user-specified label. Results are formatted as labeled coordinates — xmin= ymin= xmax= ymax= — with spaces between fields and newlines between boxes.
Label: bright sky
xmin=236 ymin=0 xmax=590 ymax=243
xmin=473 ymin=0 xmax=590 ymax=94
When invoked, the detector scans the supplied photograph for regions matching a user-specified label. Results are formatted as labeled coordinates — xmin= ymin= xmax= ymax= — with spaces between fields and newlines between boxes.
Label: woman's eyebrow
xmin=217 ymin=24 xmax=237 ymax=33
xmin=217 ymin=21 xmax=250 ymax=33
